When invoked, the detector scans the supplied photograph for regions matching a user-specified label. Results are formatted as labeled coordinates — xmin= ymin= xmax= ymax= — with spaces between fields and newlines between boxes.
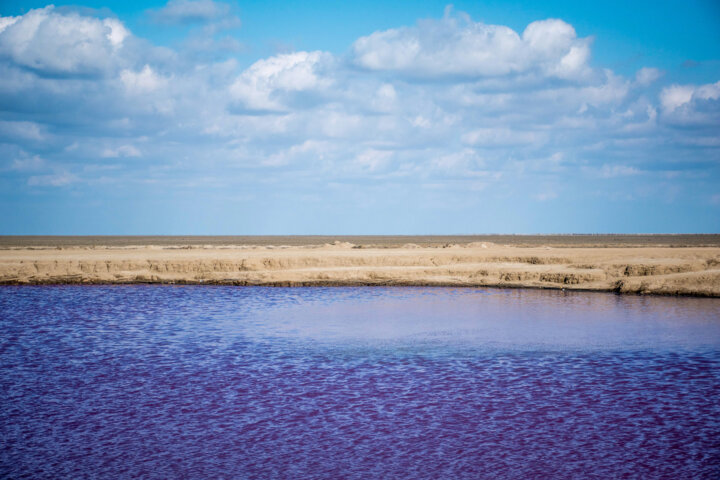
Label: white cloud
xmin=353 ymin=149 xmax=393 ymax=172
xmin=660 ymin=84 xmax=696 ymax=112
xmin=0 ymin=16 xmax=19 ymax=33
xmin=352 ymin=13 xmax=591 ymax=79
xmin=659 ymin=80 xmax=720 ymax=129
xmin=0 ymin=7 xmax=131 ymax=76
xmin=229 ymin=51 xmax=331 ymax=111
xmin=634 ymin=67 xmax=662 ymax=86
xmin=660 ymin=81 xmax=720 ymax=111
xmin=103 ymin=18 xmax=129 ymax=48
xmin=0 ymin=5 xmax=718 ymax=227
xmin=696 ymin=81 xmax=720 ymax=101
xmin=121 ymin=65 xmax=167 ymax=93
xmin=522 ymin=19 xmax=591 ymax=79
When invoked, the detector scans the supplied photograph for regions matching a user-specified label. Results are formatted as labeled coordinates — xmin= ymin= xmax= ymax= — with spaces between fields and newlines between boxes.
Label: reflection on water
xmin=1 ymin=286 xmax=719 ymax=478
xmin=241 ymin=287 xmax=720 ymax=351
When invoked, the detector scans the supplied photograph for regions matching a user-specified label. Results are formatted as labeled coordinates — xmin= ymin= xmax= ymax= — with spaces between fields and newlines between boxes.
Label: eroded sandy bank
xmin=1 ymin=241 xmax=719 ymax=296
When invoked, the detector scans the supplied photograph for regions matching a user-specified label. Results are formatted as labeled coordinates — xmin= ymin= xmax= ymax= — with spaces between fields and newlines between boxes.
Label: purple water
xmin=1 ymin=286 xmax=719 ymax=479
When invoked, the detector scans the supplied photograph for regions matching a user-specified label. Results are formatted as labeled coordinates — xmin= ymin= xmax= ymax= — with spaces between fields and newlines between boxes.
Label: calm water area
xmin=1 ymin=286 xmax=719 ymax=478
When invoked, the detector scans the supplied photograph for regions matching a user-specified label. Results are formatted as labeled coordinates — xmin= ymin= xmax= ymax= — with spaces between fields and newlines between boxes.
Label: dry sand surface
xmin=1 ymin=236 xmax=720 ymax=296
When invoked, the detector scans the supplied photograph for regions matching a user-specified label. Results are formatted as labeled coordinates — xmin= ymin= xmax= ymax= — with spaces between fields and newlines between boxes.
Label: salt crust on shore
xmin=1 ymin=242 xmax=719 ymax=296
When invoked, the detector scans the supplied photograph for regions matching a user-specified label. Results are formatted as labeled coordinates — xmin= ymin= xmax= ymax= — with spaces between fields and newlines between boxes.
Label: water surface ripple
xmin=1 ymin=286 xmax=719 ymax=478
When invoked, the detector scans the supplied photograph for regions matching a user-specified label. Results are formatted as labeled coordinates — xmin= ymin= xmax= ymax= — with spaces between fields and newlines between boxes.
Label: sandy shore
xmin=1 ymin=238 xmax=719 ymax=296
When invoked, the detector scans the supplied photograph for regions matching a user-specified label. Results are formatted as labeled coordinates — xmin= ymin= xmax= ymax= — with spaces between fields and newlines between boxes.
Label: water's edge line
xmin=2 ymin=279 xmax=718 ymax=298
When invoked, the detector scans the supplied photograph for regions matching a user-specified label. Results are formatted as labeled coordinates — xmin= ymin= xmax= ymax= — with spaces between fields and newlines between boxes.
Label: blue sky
xmin=1 ymin=1 xmax=719 ymax=234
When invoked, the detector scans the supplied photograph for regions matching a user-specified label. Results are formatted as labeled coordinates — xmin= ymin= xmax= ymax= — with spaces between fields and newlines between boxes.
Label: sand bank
xmin=1 ymin=240 xmax=719 ymax=296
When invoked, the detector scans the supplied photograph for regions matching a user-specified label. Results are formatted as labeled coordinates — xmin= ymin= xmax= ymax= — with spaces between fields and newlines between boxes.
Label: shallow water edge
xmin=2 ymin=280 xmax=720 ymax=299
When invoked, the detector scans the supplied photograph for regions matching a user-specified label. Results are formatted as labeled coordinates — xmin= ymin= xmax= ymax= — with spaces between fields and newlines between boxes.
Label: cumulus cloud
xmin=661 ymin=81 xmax=720 ymax=111
xmin=660 ymin=84 xmax=697 ymax=112
xmin=0 ymin=7 xmax=129 ymax=77
xmin=351 ymin=12 xmax=591 ymax=80
xmin=0 ymin=16 xmax=19 ymax=33
xmin=229 ymin=51 xmax=332 ymax=112
xmin=659 ymin=80 xmax=720 ymax=129
xmin=0 ymin=6 xmax=718 ymax=232
xmin=121 ymin=65 xmax=167 ymax=93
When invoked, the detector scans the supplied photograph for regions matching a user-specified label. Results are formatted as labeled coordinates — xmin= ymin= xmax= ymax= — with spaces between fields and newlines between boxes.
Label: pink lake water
xmin=1 ymin=286 xmax=719 ymax=478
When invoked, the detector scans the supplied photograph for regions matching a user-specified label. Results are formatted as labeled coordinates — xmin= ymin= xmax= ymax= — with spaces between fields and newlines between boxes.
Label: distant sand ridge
xmin=1 ymin=239 xmax=719 ymax=296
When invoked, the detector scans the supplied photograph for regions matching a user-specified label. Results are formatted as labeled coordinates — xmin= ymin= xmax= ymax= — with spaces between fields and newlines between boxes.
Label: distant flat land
xmin=1 ymin=234 xmax=720 ymax=248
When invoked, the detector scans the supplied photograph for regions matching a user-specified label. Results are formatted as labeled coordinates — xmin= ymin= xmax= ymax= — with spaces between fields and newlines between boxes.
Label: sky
xmin=0 ymin=1 xmax=719 ymax=234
